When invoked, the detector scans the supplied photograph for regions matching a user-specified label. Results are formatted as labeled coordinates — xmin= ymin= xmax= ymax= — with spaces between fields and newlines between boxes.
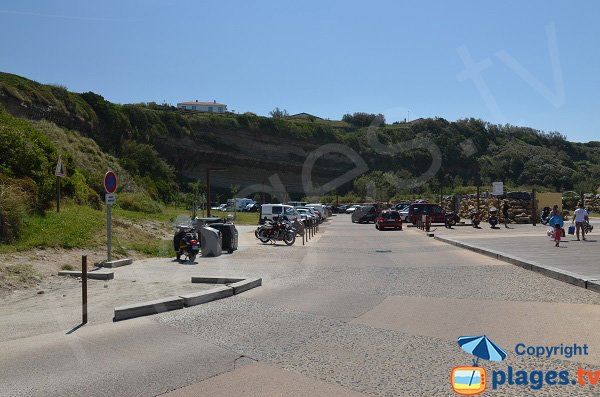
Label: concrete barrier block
xmin=180 ymin=286 xmax=234 ymax=307
xmin=191 ymin=276 xmax=244 ymax=284
xmin=58 ymin=270 xmax=114 ymax=280
xmin=103 ymin=258 xmax=133 ymax=268
xmin=230 ymin=278 xmax=262 ymax=294
xmin=114 ymin=296 xmax=184 ymax=321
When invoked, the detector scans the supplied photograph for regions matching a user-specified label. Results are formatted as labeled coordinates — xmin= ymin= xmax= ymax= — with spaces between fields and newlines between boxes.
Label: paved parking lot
xmin=1 ymin=215 xmax=599 ymax=396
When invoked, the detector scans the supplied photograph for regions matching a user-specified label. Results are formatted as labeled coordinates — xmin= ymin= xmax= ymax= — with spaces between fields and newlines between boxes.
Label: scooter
xmin=540 ymin=207 xmax=551 ymax=225
xmin=470 ymin=211 xmax=481 ymax=228
xmin=173 ymin=225 xmax=199 ymax=262
xmin=488 ymin=207 xmax=498 ymax=228
xmin=445 ymin=211 xmax=459 ymax=228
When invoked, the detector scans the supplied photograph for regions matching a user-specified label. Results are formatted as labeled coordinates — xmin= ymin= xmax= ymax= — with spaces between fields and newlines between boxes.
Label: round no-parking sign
xmin=104 ymin=171 xmax=117 ymax=193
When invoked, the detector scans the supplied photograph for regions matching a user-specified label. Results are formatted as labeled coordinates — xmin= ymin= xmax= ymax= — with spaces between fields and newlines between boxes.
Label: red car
xmin=375 ymin=210 xmax=403 ymax=230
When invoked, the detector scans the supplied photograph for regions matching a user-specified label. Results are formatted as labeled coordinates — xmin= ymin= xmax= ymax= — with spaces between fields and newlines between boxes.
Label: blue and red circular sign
xmin=104 ymin=171 xmax=117 ymax=193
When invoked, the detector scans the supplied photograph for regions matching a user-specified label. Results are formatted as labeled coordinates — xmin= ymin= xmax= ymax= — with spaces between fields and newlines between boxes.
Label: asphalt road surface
xmin=1 ymin=216 xmax=599 ymax=396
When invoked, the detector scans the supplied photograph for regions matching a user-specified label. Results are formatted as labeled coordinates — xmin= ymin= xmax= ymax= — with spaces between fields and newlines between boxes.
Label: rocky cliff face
xmin=156 ymin=126 xmax=359 ymax=198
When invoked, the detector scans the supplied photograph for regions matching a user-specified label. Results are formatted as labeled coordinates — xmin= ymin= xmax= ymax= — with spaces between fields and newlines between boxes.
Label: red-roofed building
xmin=177 ymin=100 xmax=227 ymax=113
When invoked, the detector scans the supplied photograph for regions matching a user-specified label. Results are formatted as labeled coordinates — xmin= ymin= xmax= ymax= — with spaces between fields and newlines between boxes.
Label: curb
xmin=114 ymin=296 xmax=184 ymax=321
xmin=113 ymin=276 xmax=262 ymax=321
xmin=58 ymin=270 xmax=114 ymax=280
xmin=230 ymin=278 xmax=262 ymax=294
xmin=191 ymin=276 xmax=244 ymax=284
xmin=181 ymin=286 xmax=234 ymax=307
xmin=102 ymin=258 xmax=133 ymax=268
xmin=434 ymin=236 xmax=598 ymax=292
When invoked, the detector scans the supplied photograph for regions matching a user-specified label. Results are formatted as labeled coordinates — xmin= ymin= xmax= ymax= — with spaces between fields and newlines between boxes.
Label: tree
xmin=342 ymin=112 xmax=385 ymax=127
xmin=269 ymin=107 xmax=289 ymax=118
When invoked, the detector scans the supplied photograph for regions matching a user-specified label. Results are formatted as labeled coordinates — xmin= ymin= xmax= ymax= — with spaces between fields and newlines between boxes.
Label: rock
xmin=37 ymin=290 xmax=44 ymax=295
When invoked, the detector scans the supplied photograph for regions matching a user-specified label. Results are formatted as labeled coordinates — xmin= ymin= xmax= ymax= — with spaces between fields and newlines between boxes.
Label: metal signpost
xmin=55 ymin=156 xmax=65 ymax=212
xmin=104 ymin=171 xmax=117 ymax=261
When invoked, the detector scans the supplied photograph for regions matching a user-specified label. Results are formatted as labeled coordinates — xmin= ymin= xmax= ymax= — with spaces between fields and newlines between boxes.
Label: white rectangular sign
xmin=105 ymin=193 xmax=116 ymax=205
xmin=492 ymin=182 xmax=503 ymax=196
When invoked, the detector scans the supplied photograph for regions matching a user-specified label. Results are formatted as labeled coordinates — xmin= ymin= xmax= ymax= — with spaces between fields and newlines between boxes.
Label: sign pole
xmin=103 ymin=171 xmax=117 ymax=262
xmin=56 ymin=176 xmax=60 ymax=213
xmin=107 ymin=203 xmax=112 ymax=261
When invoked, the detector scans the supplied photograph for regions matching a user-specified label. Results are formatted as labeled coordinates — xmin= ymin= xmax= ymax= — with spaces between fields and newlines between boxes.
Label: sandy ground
xmin=0 ymin=225 xmax=259 ymax=342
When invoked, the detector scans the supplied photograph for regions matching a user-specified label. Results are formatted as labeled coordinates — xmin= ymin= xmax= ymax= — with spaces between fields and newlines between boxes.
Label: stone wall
xmin=584 ymin=194 xmax=600 ymax=213
xmin=441 ymin=192 xmax=533 ymax=223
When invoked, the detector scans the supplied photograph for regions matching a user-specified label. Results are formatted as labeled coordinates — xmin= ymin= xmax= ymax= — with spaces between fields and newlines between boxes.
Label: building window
xmin=208 ymin=107 xmax=213 ymax=112
xmin=192 ymin=106 xmax=196 ymax=110
xmin=218 ymin=107 xmax=223 ymax=112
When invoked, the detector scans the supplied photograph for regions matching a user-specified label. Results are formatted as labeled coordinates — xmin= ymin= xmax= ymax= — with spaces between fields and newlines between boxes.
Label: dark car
xmin=408 ymin=203 xmax=446 ymax=224
xmin=375 ymin=210 xmax=403 ymax=230
xmin=351 ymin=205 xmax=378 ymax=223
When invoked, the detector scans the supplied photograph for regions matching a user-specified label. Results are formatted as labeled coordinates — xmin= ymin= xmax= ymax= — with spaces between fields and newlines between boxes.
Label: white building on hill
xmin=177 ymin=100 xmax=227 ymax=113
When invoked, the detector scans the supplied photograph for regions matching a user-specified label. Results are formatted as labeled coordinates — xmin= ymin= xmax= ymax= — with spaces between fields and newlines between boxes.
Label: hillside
xmin=1 ymin=71 xmax=600 ymax=207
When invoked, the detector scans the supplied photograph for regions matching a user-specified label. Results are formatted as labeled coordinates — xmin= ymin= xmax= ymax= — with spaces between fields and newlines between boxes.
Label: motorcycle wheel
xmin=284 ymin=231 xmax=295 ymax=246
xmin=257 ymin=229 xmax=270 ymax=244
xmin=188 ymin=254 xmax=196 ymax=262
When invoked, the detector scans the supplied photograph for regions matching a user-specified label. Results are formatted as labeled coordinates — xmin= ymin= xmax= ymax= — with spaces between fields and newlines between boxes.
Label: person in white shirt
xmin=572 ymin=202 xmax=589 ymax=241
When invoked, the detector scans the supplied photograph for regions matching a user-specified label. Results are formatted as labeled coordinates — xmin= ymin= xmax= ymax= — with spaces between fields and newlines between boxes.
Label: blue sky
xmin=1 ymin=0 xmax=599 ymax=142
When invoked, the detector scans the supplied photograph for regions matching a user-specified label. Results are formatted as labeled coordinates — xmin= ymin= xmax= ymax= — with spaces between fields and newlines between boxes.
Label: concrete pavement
xmin=432 ymin=221 xmax=600 ymax=288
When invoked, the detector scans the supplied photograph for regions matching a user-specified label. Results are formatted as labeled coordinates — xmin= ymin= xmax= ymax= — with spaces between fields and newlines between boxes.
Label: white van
xmin=227 ymin=198 xmax=256 ymax=211
xmin=260 ymin=204 xmax=300 ymax=222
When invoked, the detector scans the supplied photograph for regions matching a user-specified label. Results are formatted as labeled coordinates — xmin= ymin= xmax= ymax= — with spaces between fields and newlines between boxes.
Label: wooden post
xmin=82 ymin=255 xmax=88 ymax=324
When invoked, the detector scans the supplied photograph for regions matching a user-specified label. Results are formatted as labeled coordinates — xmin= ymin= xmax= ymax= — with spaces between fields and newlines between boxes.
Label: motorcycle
xmin=255 ymin=216 xmax=296 ymax=245
xmin=444 ymin=211 xmax=459 ymax=228
xmin=540 ymin=207 xmax=551 ymax=225
xmin=488 ymin=207 xmax=498 ymax=228
xmin=470 ymin=211 xmax=481 ymax=228
xmin=173 ymin=225 xmax=199 ymax=262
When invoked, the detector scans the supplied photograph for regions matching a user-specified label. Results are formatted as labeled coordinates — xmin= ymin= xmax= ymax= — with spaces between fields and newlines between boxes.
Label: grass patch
xmin=213 ymin=210 xmax=260 ymax=225
xmin=0 ymin=203 xmax=104 ymax=252
xmin=61 ymin=264 xmax=74 ymax=271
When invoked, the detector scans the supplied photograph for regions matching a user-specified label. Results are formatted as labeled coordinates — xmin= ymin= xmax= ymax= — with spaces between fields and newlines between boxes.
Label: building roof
xmin=288 ymin=112 xmax=322 ymax=120
xmin=178 ymin=101 xmax=227 ymax=106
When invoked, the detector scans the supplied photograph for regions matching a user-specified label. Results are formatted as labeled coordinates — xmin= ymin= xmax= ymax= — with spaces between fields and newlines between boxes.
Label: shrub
xmin=117 ymin=192 xmax=162 ymax=213
xmin=0 ymin=178 xmax=31 ymax=242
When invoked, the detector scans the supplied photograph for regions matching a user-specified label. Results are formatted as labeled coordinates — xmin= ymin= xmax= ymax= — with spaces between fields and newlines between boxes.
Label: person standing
xmin=573 ymin=202 xmax=589 ymax=241
xmin=502 ymin=200 xmax=510 ymax=228
xmin=554 ymin=223 xmax=561 ymax=247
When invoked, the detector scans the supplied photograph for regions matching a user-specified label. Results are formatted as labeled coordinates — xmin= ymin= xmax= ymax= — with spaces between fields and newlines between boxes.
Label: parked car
xmin=218 ymin=203 xmax=228 ymax=212
xmin=334 ymin=204 xmax=348 ymax=213
xmin=398 ymin=206 xmax=410 ymax=222
xmin=408 ymin=203 xmax=446 ymax=224
xmin=345 ymin=204 xmax=361 ymax=214
xmin=244 ymin=203 xmax=260 ymax=212
xmin=375 ymin=210 xmax=403 ymax=230
xmin=393 ymin=202 xmax=412 ymax=211
xmin=296 ymin=206 xmax=321 ymax=222
xmin=295 ymin=208 xmax=317 ymax=224
xmin=306 ymin=204 xmax=328 ymax=219
xmin=260 ymin=204 xmax=301 ymax=222
xmin=351 ymin=205 xmax=378 ymax=223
